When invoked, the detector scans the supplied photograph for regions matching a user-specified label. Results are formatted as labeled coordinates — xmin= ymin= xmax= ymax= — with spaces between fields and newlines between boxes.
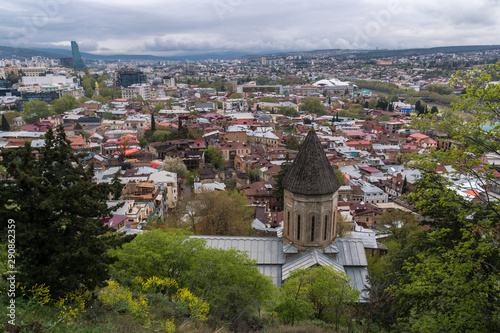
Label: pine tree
xmin=1 ymin=114 xmax=10 ymax=131
xmin=0 ymin=126 xmax=127 ymax=297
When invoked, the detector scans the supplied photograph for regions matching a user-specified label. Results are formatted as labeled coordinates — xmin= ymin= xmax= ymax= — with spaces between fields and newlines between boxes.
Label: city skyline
xmin=2 ymin=0 xmax=499 ymax=57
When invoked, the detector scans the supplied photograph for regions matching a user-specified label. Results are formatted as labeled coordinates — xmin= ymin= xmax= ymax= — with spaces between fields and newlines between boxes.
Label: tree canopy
xmin=274 ymin=266 xmax=360 ymax=329
xmin=51 ymin=94 xmax=77 ymax=114
xmin=110 ymin=228 xmax=274 ymax=325
xmin=21 ymin=100 xmax=54 ymax=124
xmin=169 ymin=189 xmax=254 ymax=236
xmin=202 ymin=145 xmax=225 ymax=169
xmin=299 ymin=96 xmax=325 ymax=115
xmin=366 ymin=64 xmax=500 ymax=332
xmin=161 ymin=156 xmax=187 ymax=178
xmin=0 ymin=126 xmax=127 ymax=297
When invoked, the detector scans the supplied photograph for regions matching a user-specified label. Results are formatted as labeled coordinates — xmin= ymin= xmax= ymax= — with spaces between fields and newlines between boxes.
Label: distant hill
xmin=24 ymin=47 xmax=251 ymax=61
xmin=0 ymin=45 xmax=63 ymax=59
xmin=245 ymin=45 xmax=500 ymax=60
xmin=1 ymin=44 xmax=499 ymax=62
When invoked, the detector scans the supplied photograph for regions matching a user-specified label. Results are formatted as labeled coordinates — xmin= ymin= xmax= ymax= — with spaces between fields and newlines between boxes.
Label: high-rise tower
xmin=71 ymin=41 xmax=85 ymax=71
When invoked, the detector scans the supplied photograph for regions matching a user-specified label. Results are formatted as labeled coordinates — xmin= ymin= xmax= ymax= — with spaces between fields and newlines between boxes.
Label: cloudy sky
xmin=2 ymin=0 xmax=499 ymax=56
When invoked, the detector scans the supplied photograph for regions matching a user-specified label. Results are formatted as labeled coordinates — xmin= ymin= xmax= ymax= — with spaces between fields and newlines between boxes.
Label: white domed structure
xmin=313 ymin=78 xmax=351 ymax=87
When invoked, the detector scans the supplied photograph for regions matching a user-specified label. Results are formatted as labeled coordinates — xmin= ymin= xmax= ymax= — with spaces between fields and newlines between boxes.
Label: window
xmin=324 ymin=215 xmax=328 ymax=240
xmin=287 ymin=211 xmax=290 ymax=236
xmin=297 ymin=215 xmax=301 ymax=240
xmin=311 ymin=216 xmax=315 ymax=242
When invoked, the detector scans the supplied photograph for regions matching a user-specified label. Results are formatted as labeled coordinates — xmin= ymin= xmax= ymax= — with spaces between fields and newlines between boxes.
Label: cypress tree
xmin=1 ymin=114 xmax=10 ymax=131
xmin=151 ymin=113 xmax=156 ymax=132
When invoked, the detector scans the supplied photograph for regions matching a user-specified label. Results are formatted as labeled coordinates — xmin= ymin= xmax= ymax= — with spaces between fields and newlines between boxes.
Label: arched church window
xmin=287 ymin=211 xmax=290 ymax=236
xmin=324 ymin=215 xmax=328 ymax=240
xmin=297 ymin=215 xmax=301 ymax=240
xmin=311 ymin=216 xmax=315 ymax=242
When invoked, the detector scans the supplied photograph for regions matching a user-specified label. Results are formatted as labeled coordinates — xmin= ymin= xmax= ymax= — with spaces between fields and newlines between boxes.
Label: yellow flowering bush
xmin=142 ymin=276 xmax=179 ymax=295
xmin=98 ymin=280 xmax=149 ymax=318
xmin=164 ymin=318 xmax=176 ymax=332
xmin=55 ymin=289 xmax=91 ymax=327
xmin=174 ymin=288 xmax=209 ymax=321
xmin=19 ymin=283 xmax=51 ymax=306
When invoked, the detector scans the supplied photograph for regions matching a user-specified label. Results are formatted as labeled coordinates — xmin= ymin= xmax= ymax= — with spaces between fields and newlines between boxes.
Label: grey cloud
xmin=0 ymin=0 xmax=498 ymax=55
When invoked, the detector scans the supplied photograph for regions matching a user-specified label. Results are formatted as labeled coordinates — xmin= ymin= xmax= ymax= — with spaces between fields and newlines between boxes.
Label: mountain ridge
xmin=1 ymin=44 xmax=499 ymax=62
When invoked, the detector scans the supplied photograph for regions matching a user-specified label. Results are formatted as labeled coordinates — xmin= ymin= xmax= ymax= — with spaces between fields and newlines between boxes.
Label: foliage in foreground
xmin=274 ymin=266 xmax=360 ymax=331
xmin=0 ymin=126 xmax=128 ymax=298
xmin=366 ymin=64 xmax=500 ymax=332
xmin=110 ymin=228 xmax=275 ymax=328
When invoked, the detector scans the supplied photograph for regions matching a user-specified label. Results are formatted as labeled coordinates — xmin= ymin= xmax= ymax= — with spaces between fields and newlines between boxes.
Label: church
xmin=193 ymin=130 xmax=369 ymax=299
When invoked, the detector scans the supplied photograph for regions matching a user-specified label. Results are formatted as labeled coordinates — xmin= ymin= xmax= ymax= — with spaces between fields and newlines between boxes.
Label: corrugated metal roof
xmin=323 ymin=243 xmax=339 ymax=253
xmin=282 ymin=248 xmax=345 ymax=280
xmin=190 ymin=236 xmax=286 ymax=264
xmin=335 ymin=238 xmax=368 ymax=266
xmin=344 ymin=266 xmax=370 ymax=302
xmin=283 ymin=243 xmax=298 ymax=254
xmin=256 ymin=264 xmax=282 ymax=287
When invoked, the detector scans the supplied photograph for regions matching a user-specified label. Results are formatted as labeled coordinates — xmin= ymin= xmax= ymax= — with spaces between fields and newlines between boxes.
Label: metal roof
xmin=344 ymin=267 xmax=370 ymax=302
xmin=282 ymin=248 xmax=345 ymax=280
xmin=190 ymin=235 xmax=286 ymax=265
xmin=256 ymin=264 xmax=283 ymax=287
xmin=335 ymin=238 xmax=368 ymax=266
xmin=283 ymin=243 xmax=299 ymax=254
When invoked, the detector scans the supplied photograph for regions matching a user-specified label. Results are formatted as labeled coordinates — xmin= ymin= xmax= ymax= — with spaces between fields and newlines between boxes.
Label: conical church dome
xmin=283 ymin=130 xmax=340 ymax=195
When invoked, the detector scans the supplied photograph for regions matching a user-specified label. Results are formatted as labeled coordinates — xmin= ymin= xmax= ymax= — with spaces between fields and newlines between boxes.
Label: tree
xmin=260 ymin=96 xmax=277 ymax=103
xmin=286 ymin=136 xmax=301 ymax=150
xmin=188 ymin=246 xmax=275 ymax=325
xmin=154 ymin=101 xmax=164 ymax=111
xmin=185 ymin=169 xmax=199 ymax=187
xmin=78 ymin=96 xmax=90 ymax=103
xmin=368 ymin=98 xmax=379 ymax=109
xmin=379 ymin=113 xmax=391 ymax=121
xmin=369 ymin=65 xmax=500 ymax=332
xmin=274 ymin=266 xmax=360 ymax=328
xmin=103 ymin=110 xmax=114 ymax=120
xmin=229 ymin=93 xmax=243 ymax=99
xmin=150 ymin=130 xmax=172 ymax=142
xmin=110 ymin=171 xmax=124 ymax=200
xmin=51 ymin=94 xmax=77 ymax=114
xmin=171 ymin=189 xmax=254 ymax=236
xmin=300 ymin=96 xmax=325 ymax=115
xmin=91 ymin=94 xmax=108 ymax=104
xmin=110 ymin=228 xmax=274 ymax=326
xmin=162 ymin=156 xmax=187 ymax=178
xmin=248 ymin=168 xmax=262 ymax=183
xmin=110 ymin=228 xmax=205 ymax=286
xmin=131 ymin=94 xmax=145 ymax=103
xmin=138 ymin=136 xmax=148 ymax=149
xmin=150 ymin=113 xmax=156 ymax=131
xmin=0 ymin=126 xmax=127 ymax=297
xmin=202 ymin=145 xmax=225 ymax=169
xmin=21 ymin=100 xmax=54 ymax=124
xmin=1 ymin=113 xmax=10 ymax=131
xmin=272 ymin=157 xmax=291 ymax=208
xmin=334 ymin=169 xmax=345 ymax=185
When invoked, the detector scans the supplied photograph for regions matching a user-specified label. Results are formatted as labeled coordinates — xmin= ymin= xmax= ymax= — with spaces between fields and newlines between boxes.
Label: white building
xmin=122 ymin=83 xmax=151 ymax=100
